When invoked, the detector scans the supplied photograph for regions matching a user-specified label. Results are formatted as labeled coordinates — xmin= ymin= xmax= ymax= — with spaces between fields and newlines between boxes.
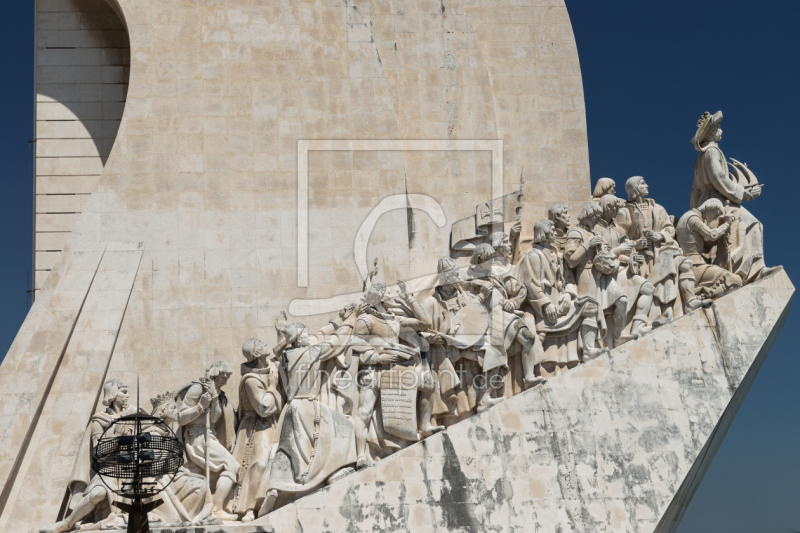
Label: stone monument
xmin=0 ymin=0 xmax=791 ymax=532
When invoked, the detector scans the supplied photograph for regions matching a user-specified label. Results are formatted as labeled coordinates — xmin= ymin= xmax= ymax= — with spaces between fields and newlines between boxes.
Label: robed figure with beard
xmin=594 ymin=194 xmax=655 ymax=341
xmin=176 ymin=361 xmax=238 ymax=521
xmin=352 ymin=281 xmax=441 ymax=468
xmin=468 ymin=232 xmax=546 ymax=402
xmin=257 ymin=305 xmax=362 ymax=518
xmin=421 ymin=257 xmax=492 ymax=424
xmin=148 ymin=392 xmax=215 ymax=527
xmin=564 ymin=203 xmax=625 ymax=355
xmin=616 ymin=176 xmax=706 ymax=326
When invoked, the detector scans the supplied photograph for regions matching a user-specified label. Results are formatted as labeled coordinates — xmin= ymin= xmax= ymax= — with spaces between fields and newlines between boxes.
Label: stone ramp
xmin=260 ymin=268 xmax=793 ymax=533
xmin=23 ymin=269 xmax=793 ymax=533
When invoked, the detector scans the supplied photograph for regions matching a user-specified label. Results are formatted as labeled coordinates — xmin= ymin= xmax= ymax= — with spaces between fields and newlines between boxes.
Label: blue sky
xmin=0 ymin=1 xmax=798 ymax=531
xmin=567 ymin=1 xmax=800 ymax=530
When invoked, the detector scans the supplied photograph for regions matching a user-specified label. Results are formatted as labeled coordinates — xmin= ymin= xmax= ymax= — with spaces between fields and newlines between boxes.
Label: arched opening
xmin=33 ymin=0 xmax=130 ymax=297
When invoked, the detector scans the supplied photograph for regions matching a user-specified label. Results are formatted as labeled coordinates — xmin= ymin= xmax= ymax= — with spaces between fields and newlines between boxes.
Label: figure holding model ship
xmin=690 ymin=110 xmax=776 ymax=282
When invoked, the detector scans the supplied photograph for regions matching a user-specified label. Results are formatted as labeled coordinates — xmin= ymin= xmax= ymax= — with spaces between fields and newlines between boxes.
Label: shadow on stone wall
xmin=33 ymin=0 xmax=130 ymax=292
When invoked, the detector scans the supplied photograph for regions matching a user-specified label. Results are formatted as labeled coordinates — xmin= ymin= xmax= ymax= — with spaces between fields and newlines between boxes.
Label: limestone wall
xmin=1 ymin=2 xmax=591 ymax=529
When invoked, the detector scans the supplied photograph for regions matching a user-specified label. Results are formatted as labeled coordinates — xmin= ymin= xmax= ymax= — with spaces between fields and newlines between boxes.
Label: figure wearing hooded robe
xmin=176 ymin=361 xmax=238 ymax=521
xmin=420 ymin=257 xmax=492 ymax=425
xmin=616 ymin=176 xmax=706 ymax=326
xmin=257 ymin=306 xmax=362 ymax=518
xmin=229 ymin=339 xmax=284 ymax=522
xmin=690 ymin=110 xmax=774 ymax=283
xmin=39 ymin=380 xmax=145 ymax=533
xmin=516 ymin=220 xmax=600 ymax=376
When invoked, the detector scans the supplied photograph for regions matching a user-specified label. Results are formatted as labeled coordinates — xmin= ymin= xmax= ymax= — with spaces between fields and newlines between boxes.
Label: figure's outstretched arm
xmin=396 ymin=280 xmax=432 ymax=330
xmin=311 ymin=303 xmax=359 ymax=343
xmin=312 ymin=320 xmax=338 ymax=342
xmin=316 ymin=308 xmax=361 ymax=362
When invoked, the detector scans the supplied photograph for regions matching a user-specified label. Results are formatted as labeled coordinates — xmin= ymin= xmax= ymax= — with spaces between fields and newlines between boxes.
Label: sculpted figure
xmin=259 ymin=306 xmax=361 ymax=516
xmin=421 ymin=257 xmax=492 ymax=424
xmin=148 ymin=392 xmax=215 ymax=527
xmin=40 ymin=380 xmax=142 ymax=533
xmin=353 ymin=281 xmax=441 ymax=468
xmin=176 ymin=361 xmax=238 ymax=521
xmin=547 ymin=203 xmax=572 ymax=254
xmin=467 ymin=233 xmax=545 ymax=400
xmin=564 ymin=203 xmax=626 ymax=353
xmin=690 ymin=110 xmax=774 ymax=282
xmin=516 ymin=220 xmax=598 ymax=376
xmin=230 ymin=339 xmax=284 ymax=522
xmin=616 ymin=176 xmax=706 ymax=325
xmin=676 ymin=199 xmax=743 ymax=299
xmin=595 ymin=194 xmax=655 ymax=340
xmin=592 ymin=177 xmax=616 ymax=199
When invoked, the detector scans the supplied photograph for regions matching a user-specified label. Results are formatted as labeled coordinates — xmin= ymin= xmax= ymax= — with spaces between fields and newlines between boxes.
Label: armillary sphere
xmin=92 ymin=414 xmax=182 ymax=533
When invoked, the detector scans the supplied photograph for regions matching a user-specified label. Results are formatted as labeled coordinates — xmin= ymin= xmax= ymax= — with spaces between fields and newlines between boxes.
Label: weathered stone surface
xmin=3 ymin=0 xmax=592 ymax=529
xmin=6 ymin=0 xmax=786 ymax=531
xmin=256 ymin=268 xmax=792 ymax=533
xmin=149 ymin=526 xmax=272 ymax=533
xmin=0 ymin=243 xmax=145 ymax=532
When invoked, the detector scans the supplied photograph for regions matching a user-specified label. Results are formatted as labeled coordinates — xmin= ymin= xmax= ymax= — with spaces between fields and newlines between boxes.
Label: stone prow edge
xmin=146 ymin=526 xmax=274 ymax=533
xmin=655 ymin=269 xmax=794 ymax=533
xmin=266 ymin=267 xmax=794 ymax=531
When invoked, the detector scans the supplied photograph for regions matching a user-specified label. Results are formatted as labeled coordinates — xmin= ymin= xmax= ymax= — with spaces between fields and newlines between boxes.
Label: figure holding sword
xmin=724 ymin=200 xmax=734 ymax=273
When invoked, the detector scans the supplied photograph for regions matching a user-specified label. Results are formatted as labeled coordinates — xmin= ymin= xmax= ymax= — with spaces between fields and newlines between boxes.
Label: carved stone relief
xmin=39 ymin=111 xmax=778 ymax=531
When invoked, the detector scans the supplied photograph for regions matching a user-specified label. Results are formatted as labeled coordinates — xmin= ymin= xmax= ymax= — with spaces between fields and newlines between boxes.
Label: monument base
xmin=264 ymin=268 xmax=792 ymax=533
xmin=56 ymin=268 xmax=793 ymax=533
xmin=144 ymin=527 xmax=272 ymax=533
